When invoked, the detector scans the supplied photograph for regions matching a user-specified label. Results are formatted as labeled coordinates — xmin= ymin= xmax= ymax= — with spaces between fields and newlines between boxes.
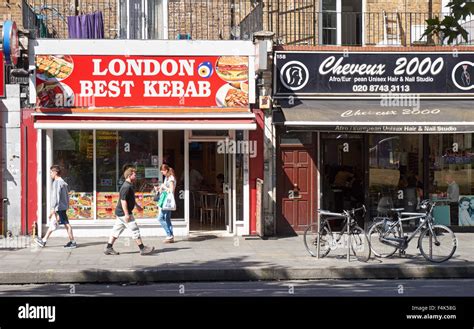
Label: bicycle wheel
xmin=419 ymin=225 xmax=457 ymax=263
xmin=303 ymin=223 xmax=333 ymax=258
xmin=367 ymin=220 xmax=399 ymax=258
xmin=349 ymin=225 xmax=371 ymax=262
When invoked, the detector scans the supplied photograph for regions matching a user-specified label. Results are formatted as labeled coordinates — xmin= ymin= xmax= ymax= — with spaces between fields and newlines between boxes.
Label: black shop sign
xmin=274 ymin=51 xmax=474 ymax=98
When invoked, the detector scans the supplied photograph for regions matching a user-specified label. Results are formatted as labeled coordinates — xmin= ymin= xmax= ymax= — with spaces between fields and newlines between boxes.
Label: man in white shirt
xmin=446 ymin=173 xmax=460 ymax=225
xmin=181 ymin=163 xmax=203 ymax=191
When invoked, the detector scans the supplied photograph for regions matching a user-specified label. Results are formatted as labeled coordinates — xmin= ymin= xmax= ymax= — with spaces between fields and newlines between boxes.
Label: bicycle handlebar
xmin=351 ymin=205 xmax=366 ymax=215
xmin=318 ymin=205 xmax=366 ymax=218
xmin=317 ymin=210 xmax=346 ymax=217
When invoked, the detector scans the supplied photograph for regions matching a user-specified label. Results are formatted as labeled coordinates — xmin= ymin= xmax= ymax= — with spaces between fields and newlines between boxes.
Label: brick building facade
xmin=2 ymin=0 xmax=463 ymax=46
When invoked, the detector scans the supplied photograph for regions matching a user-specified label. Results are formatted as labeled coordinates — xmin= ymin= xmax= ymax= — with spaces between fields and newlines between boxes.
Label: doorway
xmin=276 ymin=131 xmax=317 ymax=235
xmin=320 ymin=134 xmax=365 ymax=226
xmin=187 ymin=139 xmax=234 ymax=232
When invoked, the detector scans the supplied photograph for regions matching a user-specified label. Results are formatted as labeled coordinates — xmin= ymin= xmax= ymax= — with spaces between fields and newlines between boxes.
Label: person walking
xmin=34 ymin=165 xmax=77 ymax=248
xmin=158 ymin=164 xmax=176 ymax=243
xmin=104 ymin=167 xmax=154 ymax=255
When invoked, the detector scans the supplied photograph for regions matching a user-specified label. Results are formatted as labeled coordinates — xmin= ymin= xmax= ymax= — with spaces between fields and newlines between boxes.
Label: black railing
xmin=23 ymin=0 xmax=262 ymax=40
xmin=266 ymin=9 xmax=474 ymax=46
xmin=240 ymin=1 xmax=264 ymax=40
xmin=24 ymin=0 xmax=118 ymax=39
xmin=167 ymin=0 xmax=260 ymax=40
xmin=21 ymin=0 xmax=473 ymax=45
xmin=22 ymin=0 xmax=41 ymax=38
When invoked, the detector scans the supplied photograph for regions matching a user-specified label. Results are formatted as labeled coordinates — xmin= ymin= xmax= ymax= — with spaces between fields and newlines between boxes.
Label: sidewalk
xmin=0 ymin=233 xmax=473 ymax=284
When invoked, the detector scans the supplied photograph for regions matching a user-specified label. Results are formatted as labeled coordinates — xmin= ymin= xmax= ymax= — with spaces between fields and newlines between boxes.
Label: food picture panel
xmin=134 ymin=193 xmax=158 ymax=219
xmin=67 ymin=192 xmax=93 ymax=220
xmin=96 ymin=192 xmax=120 ymax=219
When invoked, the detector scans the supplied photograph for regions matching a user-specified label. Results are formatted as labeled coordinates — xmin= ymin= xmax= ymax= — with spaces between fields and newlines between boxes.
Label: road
xmin=0 ymin=279 xmax=473 ymax=297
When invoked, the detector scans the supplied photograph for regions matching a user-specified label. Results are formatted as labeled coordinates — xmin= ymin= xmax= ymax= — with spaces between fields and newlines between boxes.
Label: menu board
xmin=67 ymin=192 xmax=93 ymax=220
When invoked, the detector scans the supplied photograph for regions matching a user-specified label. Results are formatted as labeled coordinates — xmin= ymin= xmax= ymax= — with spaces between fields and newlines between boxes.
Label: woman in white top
xmin=158 ymin=164 xmax=176 ymax=242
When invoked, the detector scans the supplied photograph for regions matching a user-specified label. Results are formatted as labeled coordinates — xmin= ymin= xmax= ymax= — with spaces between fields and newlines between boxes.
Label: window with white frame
xmin=119 ymin=0 xmax=165 ymax=39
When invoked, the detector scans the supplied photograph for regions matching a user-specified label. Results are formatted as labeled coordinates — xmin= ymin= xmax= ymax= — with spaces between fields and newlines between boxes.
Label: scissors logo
xmin=452 ymin=61 xmax=474 ymax=90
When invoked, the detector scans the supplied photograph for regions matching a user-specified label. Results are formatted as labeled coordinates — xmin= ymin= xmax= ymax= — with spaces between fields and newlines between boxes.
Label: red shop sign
xmin=35 ymin=55 xmax=249 ymax=108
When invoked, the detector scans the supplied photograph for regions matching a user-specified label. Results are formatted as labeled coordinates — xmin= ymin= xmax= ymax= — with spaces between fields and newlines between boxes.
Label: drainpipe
xmin=253 ymin=31 xmax=275 ymax=236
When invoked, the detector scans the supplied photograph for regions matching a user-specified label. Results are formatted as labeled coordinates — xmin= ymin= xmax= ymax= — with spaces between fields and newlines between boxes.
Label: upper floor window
xmin=119 ymin=0 xmax=166 ymax=39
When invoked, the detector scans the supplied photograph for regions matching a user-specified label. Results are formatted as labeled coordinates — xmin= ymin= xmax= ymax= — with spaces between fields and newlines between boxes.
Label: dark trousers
xmin=449 ymin=203 xmax=458 ymax=226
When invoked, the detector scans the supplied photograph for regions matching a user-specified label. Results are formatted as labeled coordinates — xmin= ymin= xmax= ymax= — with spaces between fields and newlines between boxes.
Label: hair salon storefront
xmin=23 ymin=40 xmax=262 ymax=237
xmin=273 ymin=48 xmax=474 ymax=235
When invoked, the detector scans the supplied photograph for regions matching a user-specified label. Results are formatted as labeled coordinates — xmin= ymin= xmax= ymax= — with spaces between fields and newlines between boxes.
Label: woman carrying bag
xmin=156 ymin=164 xmax=177 ymax=243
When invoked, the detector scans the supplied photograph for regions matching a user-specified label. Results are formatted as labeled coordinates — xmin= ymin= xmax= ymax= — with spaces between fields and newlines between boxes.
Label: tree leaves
xmin=422 ymin=0 xmax=474 ymax=44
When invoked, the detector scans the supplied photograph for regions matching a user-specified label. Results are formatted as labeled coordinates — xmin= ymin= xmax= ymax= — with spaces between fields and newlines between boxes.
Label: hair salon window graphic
xmin=35 ymin=55 xmax=249 ymax=108
xmin=275 ymin=52 xmax=474 ymax=98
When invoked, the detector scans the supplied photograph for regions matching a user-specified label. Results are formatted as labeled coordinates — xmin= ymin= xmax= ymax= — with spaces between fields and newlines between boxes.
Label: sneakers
xmin=34 ymin=237 xmax=45 ymax=248
xmin=104 ymin=247 xmax=120 ymax=255
xmin=163 ymin=236 xmax=174 ymax=243
xmin=140 ymin=245 xmax=155 ymax=255
xmin=64 ymin=241 xmax=77 ymax=249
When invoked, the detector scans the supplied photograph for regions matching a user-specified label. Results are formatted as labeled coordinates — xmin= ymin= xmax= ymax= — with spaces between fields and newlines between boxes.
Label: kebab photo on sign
xmin=36 ymin=55 xmax=74 ymax=81
xmin=215 ymin=56 xmax=249 ymax=107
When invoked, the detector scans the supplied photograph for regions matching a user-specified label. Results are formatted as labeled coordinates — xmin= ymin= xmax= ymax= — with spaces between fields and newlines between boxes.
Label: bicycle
xmin=303 ymin=206 xmax=371 ymax=262
xmin=367 ymin=199 xmax=457 ymax=263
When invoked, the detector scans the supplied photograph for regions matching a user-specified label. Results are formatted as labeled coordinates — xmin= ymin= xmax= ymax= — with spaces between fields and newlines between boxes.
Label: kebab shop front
xmin=26 ymin=40 xmax=260 ymax=237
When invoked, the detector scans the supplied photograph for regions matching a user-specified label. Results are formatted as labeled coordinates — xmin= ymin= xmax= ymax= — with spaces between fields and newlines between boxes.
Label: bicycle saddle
xmin=390 ymin=208 xmax=405 ymax=212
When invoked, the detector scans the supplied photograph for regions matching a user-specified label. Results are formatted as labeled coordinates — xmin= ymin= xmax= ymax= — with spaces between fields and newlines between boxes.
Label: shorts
xmin=111 ymin=215 xmax=141 ymax=240
xmin=56 ymin=210 xmax=70 ymax=225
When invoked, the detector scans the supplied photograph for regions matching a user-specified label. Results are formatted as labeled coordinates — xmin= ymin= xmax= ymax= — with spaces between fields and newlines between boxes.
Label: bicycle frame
xmin=318 ymin=206 xmax=367 ymax=261
xmin=319 ymin=208 xmax=363 ymax=234
xmin=379 ymin=206 xmax=436 ymax=250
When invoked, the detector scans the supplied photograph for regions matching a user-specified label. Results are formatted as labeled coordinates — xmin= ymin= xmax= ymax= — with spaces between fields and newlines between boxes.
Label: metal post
xmin=316 ymin=131 xmax=321 ymax=258
xmin=1 ymin=198 xmax=8 ymax=237
xmin=316 ymin=211 xmax=320 ymax=259
xmin=347 ymin=213 xmax=350 ymax=262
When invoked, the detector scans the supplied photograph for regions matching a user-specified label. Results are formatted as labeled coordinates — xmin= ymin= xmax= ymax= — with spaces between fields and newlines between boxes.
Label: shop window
xmin=96 ymin=130 xmax=159 ymax=220
xmin=163 ymin=131 xmax=185 ymax=219
xmin=96 ymin=131 xmax=119 ymax=219
xmin=428 ymin=133 xmax=474 ymax=226
xmin=120 ymin=131 xmax=159 ymax=220
xmin=53 ymin=130 xmax=93 ymax=220
xmin=368 ymin=135 xmax=423 ymax=219
xmin=320 ymin=133 xmax=364 ymax=216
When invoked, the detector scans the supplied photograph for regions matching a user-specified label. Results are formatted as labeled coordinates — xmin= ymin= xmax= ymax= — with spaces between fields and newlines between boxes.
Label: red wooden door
xmin=277 ymin=147 xmax=315 ymax=235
